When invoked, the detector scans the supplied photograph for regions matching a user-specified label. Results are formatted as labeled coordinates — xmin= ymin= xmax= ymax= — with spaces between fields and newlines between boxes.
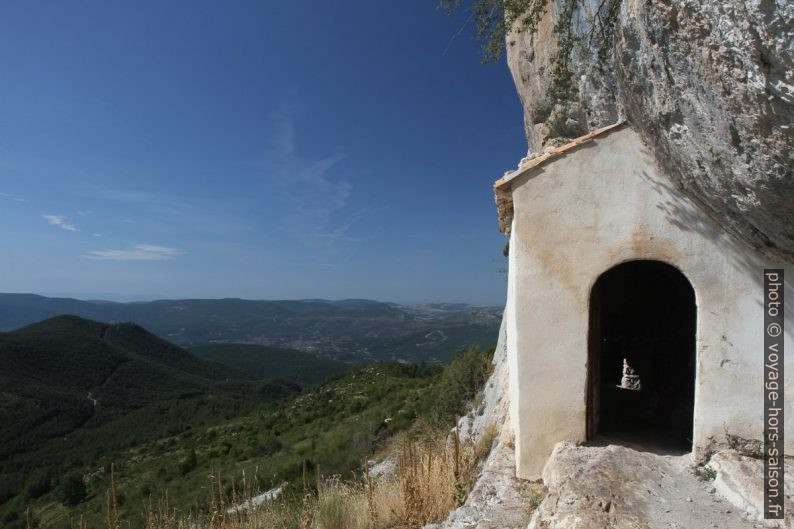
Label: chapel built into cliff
xmin=494 ymin=121 xmax=793 ymax=480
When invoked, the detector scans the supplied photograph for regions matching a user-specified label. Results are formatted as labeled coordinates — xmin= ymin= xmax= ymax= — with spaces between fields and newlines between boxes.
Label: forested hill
xmin=189 ymin=342 xmax=349 ymax=384
xmin=0 ymin=315 xmax=302 ymax=503
xmin=0 ymin=312 xmax=496 ymax=529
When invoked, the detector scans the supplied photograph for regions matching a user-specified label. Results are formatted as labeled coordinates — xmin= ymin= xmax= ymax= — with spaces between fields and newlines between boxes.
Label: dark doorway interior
xmin=587 ymin=260 xmax=696 ymax=451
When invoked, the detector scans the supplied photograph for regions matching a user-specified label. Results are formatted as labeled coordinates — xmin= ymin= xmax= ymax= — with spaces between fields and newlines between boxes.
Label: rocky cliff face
xmin=507 ymin=0 xmax=793 ymax=261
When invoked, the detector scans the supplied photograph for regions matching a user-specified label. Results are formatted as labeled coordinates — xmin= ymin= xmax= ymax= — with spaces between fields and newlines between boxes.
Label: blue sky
xmin=0 ymin=1 xmax=526 ymax=305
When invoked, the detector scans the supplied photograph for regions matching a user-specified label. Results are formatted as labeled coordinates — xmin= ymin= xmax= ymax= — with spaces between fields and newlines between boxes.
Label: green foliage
xmin=424 ymin=346 xmax=494 ymax=425
xmin=725 ymin=432 xmax=763 ymax=459
xmin=0 ymin=315 xmax=293 ymax=518
xmin=177 ymin=449 xmax=198 ymax=476
xmin=453 ymin=476 xmax=469 ymax=506
xmin=8 ymin=360 xmax=451 ymax=527
xmin=548 ymin=0 xmax=577 ymax=103
xmin=2 ymin=314 xmax=495 ymax=529
xmin=61 ymin=474 xmax=86 ymax=506
xmin=438 ymin=0 xmax=550 ymax=64
xmin=693 ymin=465 xmax=716 ymax=482
xmin=475 ymin=424 xmax=498 ymax=457
xmin=22 ymin=470 xmax=52 ymax=499
xmin=189 ymin=343 xmax=349 ymax=385
xmin=22 ymin=471 xmax=52 ymax=500
xmin=257 ymin=379 xmax=303 ymax=401
xmin=527 ymin=487 xmax=545 ymax=512
xmin=439 ymin=0 xmax=622 ymax=126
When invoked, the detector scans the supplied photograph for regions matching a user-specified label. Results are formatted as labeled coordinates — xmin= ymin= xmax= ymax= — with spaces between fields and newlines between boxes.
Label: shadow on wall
xmin=637 ymin=166 xmax=794 ymax=321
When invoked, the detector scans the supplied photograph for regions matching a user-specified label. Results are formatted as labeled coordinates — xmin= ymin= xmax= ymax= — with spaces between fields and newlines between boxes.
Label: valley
xmin=0 ymin=311 xmax=495 ymax=529
xmin=0 ymin=294 xmax=502 ymax=363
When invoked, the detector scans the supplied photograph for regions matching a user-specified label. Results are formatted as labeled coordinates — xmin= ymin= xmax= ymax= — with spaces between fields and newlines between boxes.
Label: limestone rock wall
xmin=459 ymin=313 xmax=513 ymax=446
xmin=506 ymin=0 xmax=794 ymax=261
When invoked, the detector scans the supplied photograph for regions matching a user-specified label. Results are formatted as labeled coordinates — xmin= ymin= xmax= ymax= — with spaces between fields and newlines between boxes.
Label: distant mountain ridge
xmin=0 ymin=294 xmax=502 ymax=363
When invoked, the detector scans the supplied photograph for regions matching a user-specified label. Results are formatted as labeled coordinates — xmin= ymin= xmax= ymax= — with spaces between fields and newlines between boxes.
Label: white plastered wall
xmin=503 ymin=126 xmax=793 ymax=480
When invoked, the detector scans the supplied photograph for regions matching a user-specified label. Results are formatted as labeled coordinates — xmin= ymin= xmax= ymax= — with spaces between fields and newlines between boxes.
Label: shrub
xmin=61 ymin=474 xmax=87 ymax=506
xmin=23 ymin=471 xmax=52 ymax=499
xmin=693 ymin=465 xmax=717 ymax=482
xmin=425 ymin=346 xmax=493 ymax=425
xmin=725 ymin=432 xmax=763 ymax=459
xmin=177 ymin=449 xmax=198 ymax=475
xmin=527 ymin=485 xmax=546 ymax=512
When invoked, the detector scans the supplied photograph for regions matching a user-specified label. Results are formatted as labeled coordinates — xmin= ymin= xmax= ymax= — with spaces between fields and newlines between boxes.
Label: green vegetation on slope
xmin=189 ymin=343 xmax=350 ymax=385
xmin=0 ymin=311 xmax=496 ymax=529
xmin=0 ymin=316 xmax=300 ymax=514
xmin=4 ymin=343 xmax=494 ymax=529
xmin=6 ymin=364 xmax=429 ymax=528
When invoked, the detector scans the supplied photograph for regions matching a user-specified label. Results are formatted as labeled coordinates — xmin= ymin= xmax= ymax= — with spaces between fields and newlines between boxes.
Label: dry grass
xmin=314 ymin=478 xmax=369 ymax=529
xmin=358 ymin=421 xmax=485 ymax=529
xmin=525 ymin=484 xmax=547 ymax=514
xmin=67 ymin=425 xmax=490 ymax=529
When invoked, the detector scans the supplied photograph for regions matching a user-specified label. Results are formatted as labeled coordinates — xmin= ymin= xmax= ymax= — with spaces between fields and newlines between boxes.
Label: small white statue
xmin=620 ymin=357 xmax=641 ymax=390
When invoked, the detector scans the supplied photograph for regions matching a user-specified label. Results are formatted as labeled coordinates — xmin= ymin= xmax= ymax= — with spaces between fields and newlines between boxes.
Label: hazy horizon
xmin=5 ymin=290 xmax=506 ymax=307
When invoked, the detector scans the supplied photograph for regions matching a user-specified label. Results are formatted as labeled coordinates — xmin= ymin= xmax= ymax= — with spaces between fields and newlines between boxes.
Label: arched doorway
xmin=587 ymin=260 xmax=696 ymax=450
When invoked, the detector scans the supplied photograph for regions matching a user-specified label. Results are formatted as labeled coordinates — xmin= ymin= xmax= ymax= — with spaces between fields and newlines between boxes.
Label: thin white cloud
xmin=315 ymin=206 xmax=386 ymax=246
xmin=78 ymin=180 xmax=245 ymax=239
xmin=83 ymin=244 xmax=182 ymax=261
xmin=93 ymin=233 xmax=102 ymax=237
xmin=77 ymin=210 xmax=92 ymax=216
xmin=90 ymin=188 xmax=193 ymax=212
xmin=266 ymin=117 xmax=353 ymax=246
xmin=1 ymin=192 xmax=27 ymax=203
xmin=43 ymin=214 xmax=78 ymax=231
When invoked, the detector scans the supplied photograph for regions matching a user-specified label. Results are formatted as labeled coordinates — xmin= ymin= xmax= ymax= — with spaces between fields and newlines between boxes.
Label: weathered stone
xmin=425 ymin=442 xmax=532 ymax=529
xmin=529 ymin=442 xmax=765 ymax=529
xmin=710 ymin=450 xmax=794 ymax=526
xmin=367 ymin=456 xmax=396 ymax=481
xmin=506 ymin=0 xmax=794 ymax=261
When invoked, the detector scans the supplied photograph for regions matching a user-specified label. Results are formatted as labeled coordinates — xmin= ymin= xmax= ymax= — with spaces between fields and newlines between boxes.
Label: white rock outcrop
xmin=507 ymin=0 xmax=794 ymax=261
xmin=528 ymin=442 xmax=787 ymax=529
xmin=710 ymin=450 xmax=794 ymax=527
